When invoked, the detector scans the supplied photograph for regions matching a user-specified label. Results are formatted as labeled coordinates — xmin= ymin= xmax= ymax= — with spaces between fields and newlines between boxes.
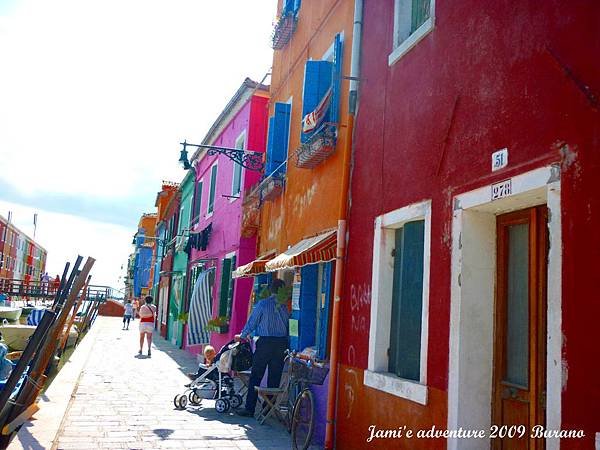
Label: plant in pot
xmin=205 ymin=316 xmax=229 ymax=334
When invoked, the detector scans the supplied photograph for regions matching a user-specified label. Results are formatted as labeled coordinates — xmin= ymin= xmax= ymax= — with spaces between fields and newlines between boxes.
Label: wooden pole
xmin=58 ymin=275 xmax=91 ymax=355
xmin=7 ymin=257 xmax=94 ymax=424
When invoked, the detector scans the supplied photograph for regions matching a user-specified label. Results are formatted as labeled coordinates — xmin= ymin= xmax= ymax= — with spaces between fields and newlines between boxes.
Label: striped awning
xmin=265 ymin=229 xmax=337 ymax=272
xmin=232 ymin=258 xmax=272 ymax=279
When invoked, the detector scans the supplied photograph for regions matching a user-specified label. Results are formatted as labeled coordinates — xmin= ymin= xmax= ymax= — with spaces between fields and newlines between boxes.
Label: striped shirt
xmin=240 ymin=295 xmax=289 ymax=339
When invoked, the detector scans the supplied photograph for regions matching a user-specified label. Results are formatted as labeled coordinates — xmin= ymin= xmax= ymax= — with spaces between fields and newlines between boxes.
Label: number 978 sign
xmin=491 ymin=179 xmax=512 ymax=200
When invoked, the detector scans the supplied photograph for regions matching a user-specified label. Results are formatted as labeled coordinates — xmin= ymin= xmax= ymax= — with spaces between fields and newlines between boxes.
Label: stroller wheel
xmin=230 ymin=394 xmax=243 ymax=409
xmin=176 ymin=394 xmax=188 ymax=409
xmin=173 ymin=394 xmax=182 ymax=409
xmin=215 ymin=398 xmax=230 ymax=413
xmin=188 ymin=391 xmax=202 ymax=405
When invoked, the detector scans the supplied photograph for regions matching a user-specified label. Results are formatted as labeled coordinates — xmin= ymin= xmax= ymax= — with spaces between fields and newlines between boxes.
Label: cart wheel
xmin=177 ymin=394 xmax=188 ymax=409
xmin=215 ymin=398 xmax=230 ymax=413
xmin=188 ymin=391 xmax=202 ymax=405
xmin=229 ymin=394 xmax=243 ymax=409
xmin=173 ymin=394 xmax=182 ymax=409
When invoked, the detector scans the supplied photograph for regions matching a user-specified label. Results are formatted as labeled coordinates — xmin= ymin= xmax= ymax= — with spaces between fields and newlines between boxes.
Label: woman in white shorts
xmin=138 ymin=296 xmax=157 ymax=357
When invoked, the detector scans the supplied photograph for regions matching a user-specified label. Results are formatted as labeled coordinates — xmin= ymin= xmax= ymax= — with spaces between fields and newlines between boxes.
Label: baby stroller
xmin=173 ymin=339 xmax=252 ymax=413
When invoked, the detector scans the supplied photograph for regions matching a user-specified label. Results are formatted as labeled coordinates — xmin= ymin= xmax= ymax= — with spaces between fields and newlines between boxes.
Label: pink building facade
xmin=183 ymin=79 xmax=269 ymax=354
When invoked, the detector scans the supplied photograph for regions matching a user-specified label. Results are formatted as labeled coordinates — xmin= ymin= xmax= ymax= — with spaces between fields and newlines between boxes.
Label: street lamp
xmin=179 ymin=140 xmax=264 ymax=172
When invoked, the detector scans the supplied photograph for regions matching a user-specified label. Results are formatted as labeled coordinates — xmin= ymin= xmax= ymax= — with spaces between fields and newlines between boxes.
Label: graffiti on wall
xmin=350 ymin=283 xmax=371 ymax=335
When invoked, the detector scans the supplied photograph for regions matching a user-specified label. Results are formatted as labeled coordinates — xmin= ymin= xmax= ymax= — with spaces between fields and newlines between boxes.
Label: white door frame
xmin=447 ymin=164 xmax=562 ymax=450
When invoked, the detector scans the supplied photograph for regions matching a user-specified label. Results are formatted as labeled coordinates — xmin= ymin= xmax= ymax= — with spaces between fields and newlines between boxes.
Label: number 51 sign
xmin=492 ymin=148 xmax=508 ymax=171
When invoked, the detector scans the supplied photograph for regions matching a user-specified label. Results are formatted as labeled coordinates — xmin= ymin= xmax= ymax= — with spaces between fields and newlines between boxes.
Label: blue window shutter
xmin=317 ymin=262 xmax=333 ymax=359
xmin=299 ymin=264 xmax=318 ymax=350
xmin=389 ymin=220 xmax=425 ymax=381
xmin=331 ymin=34 xmax=343 ymax=123
xmin=301 ymin=60 xmax=333 ymax=143
xmin=269 ymin=102 xmax=291 ymax=177
xmin=265 ymin=116 xmax=276 ymax=175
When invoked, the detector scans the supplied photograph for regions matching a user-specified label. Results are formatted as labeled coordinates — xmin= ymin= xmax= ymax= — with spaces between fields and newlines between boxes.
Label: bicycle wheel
xmin=291 ymin=388 xmax=314 ymax=450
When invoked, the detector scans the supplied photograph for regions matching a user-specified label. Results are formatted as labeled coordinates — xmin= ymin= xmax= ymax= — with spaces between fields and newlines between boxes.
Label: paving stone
xmin=12 ymin=317 xmax=292 ymax=449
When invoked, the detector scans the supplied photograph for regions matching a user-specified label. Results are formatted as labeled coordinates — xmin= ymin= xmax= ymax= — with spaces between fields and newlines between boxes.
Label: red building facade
xmin=337 ymin=1 xmax=599 ymax=449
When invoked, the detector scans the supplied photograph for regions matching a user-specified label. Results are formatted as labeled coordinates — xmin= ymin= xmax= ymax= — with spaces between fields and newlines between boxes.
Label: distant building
xmin=0 ymin=214 xmax=47 ymax=283
xmin=131 ymin=213 xmax=157 ymax=300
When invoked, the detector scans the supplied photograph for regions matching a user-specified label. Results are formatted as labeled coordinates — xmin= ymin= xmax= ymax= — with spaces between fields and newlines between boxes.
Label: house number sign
xmin=492 ymin=148 xmax=508 ymax=171
xmin=491 ymin=179 xmax=512 ymax=200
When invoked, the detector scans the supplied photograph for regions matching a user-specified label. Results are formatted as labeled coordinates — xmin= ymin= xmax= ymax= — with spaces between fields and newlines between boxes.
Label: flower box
xmin=295 ymin=124 xmax=338 ymax=169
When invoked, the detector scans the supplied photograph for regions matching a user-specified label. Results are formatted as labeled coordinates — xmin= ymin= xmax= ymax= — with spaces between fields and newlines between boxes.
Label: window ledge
xmin=364 ymin=370 xmax=428 ymax=405
xmin=388 ymin=17 xmax=434 ymax=66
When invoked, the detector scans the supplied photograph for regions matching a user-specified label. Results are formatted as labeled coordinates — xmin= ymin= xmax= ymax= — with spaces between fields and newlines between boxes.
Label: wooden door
xmin=493 ymin=206 xmax=547 ymax=449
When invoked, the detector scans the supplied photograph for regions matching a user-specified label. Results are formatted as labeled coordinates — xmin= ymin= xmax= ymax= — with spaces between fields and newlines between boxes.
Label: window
xmin=207 ymin=164 xmax=218 ymax=215
xmin=192 ymin=180 xmax=203 ymax=224
xmin=232 ymin=132 xmax=245 ymax=198
xmin=389 ymin=0 xmax=435 ymax=66
xmin=365 ymin=200 xmax=431 ymax=405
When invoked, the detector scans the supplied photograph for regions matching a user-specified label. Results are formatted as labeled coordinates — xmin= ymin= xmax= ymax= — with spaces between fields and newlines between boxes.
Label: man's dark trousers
xmin=244 ymin=336 xmax=288 ymax=413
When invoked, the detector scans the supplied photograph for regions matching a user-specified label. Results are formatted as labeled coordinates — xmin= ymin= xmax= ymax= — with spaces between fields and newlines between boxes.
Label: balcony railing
xmin=241 ymin=186 xmax=260 ymax=238
xmin=271 ymin=11 xmax=297 ymax=50
xmin=295 ymin=123 xmax=338 ymax=169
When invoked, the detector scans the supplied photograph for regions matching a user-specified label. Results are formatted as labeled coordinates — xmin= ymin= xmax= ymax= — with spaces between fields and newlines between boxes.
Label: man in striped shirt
xmin=236 ymin=278 xmax=289 ymax=417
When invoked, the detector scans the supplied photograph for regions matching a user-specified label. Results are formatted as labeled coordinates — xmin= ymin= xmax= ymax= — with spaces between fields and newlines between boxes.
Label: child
xmin=186 ymin=345 xmax=218 ymax=382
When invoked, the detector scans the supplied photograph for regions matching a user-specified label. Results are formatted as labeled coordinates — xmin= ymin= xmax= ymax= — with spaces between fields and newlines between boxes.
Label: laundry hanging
xmin=187 ymin=269 xmax=214 ymax=346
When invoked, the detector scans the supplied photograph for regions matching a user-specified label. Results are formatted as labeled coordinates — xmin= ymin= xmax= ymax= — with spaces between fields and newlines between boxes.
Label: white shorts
xmin=139 ymin=323 xmax=154 ymax=334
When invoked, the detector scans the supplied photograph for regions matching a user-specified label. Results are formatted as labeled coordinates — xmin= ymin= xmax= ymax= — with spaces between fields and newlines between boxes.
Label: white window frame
xmin=364 ymin=199 xmax=431 ymax=405
xmin=206 ymin=162 xmax=218 ymax=218
xmin=231 ymin=131 xmax=246 ymax=201
xmin=389 ymin=0 xmax=435 ymax=66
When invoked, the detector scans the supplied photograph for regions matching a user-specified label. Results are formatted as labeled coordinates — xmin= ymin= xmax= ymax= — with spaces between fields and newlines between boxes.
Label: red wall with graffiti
xmin=337 ymin=0 xmax=600 ymax=448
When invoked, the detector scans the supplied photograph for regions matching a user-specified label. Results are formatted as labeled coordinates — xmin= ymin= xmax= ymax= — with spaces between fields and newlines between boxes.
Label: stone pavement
xmin=10 ymin=316 xmax=292 ymax=450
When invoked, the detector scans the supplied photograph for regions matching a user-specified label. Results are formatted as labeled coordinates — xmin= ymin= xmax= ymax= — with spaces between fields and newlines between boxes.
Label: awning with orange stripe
xmin=265 ymin=229 xmax=337 ymax=272
xmin=232 ymin=258 xmax=272 ymax=279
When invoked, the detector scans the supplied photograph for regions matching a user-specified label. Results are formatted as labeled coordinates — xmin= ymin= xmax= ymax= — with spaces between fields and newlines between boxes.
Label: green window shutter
xmin=218 ymin=258 xmax=232 ymax=317
xmin=411 ymin=0 xmax=430 ymax=33
xmin=389 ymin=220 xmax=425 ymax=381
xmin=208 ymin=165 xmax=218 ymax=214
xmin=226 ymin=255 xmax=236 ymax=318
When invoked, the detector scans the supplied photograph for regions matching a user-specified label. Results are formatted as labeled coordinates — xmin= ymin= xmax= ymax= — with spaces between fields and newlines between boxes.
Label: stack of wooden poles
xmin=0 ymin=255 xmax=98 ymax=448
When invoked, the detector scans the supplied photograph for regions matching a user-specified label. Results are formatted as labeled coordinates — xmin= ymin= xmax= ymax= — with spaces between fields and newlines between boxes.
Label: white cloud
xmin=0 ymin=0 xmax=275 ymax=199
xmin=0 ymin=0 xmax=276 ymax=286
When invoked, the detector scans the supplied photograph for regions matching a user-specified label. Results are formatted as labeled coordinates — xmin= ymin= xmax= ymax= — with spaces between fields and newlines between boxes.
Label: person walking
xmin=235 ymin=278 xmax=289 ymax=417
xmin=123 ymin=300 xmax=133 ymax=330
xmin=138 ymin=296 xmax=156 ymax=357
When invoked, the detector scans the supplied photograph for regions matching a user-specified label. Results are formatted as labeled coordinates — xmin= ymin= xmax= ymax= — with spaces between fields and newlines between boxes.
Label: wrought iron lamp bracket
xmin=180 ymin=140 xmax=264 ymax=172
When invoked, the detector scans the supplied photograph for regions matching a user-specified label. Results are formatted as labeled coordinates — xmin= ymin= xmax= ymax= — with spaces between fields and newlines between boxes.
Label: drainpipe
xmin=325 ymin=1 xmax=362 ymax=448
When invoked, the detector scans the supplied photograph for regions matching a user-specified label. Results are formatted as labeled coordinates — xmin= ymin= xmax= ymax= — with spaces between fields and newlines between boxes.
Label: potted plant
xmin=205 ymin=316 xmax=229 ymax=334
xmin=177 ymin=312 xmax=189 ymax=324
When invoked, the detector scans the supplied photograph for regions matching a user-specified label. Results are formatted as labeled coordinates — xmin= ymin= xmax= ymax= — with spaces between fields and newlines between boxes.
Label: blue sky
xmin=0 ymin=0 xmax=276 ymax=287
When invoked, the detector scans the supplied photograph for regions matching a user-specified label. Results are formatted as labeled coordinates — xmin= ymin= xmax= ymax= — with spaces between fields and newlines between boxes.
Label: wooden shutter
xmin=265 ymin=103 xmax=291 ymax=177
xmin=208 ymin=165 xmax=218 ymax=213
xmin=388 ymin=220 xmax=425 ymax=381
xmin=317 ymin=262 xmax=333 ymax=359
xmin=330 ymin=34 xmax=343 ymax=123
xmin=301 ymin=60 xmax=333 ymax=143
xmin=299 ymin=264 xmax=318 ymax=350
xmin=411 ymin=0 xmax=430 ymax=33
xmin=218 ymin=258 xmax=232 ymax=317
xmin=226 ymin=255 xmax=236 ymax=317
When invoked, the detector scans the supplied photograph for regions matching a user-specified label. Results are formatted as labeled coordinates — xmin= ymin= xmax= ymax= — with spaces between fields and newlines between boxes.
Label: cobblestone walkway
xmin=18 ymin=316 xmax=292 ymax=449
